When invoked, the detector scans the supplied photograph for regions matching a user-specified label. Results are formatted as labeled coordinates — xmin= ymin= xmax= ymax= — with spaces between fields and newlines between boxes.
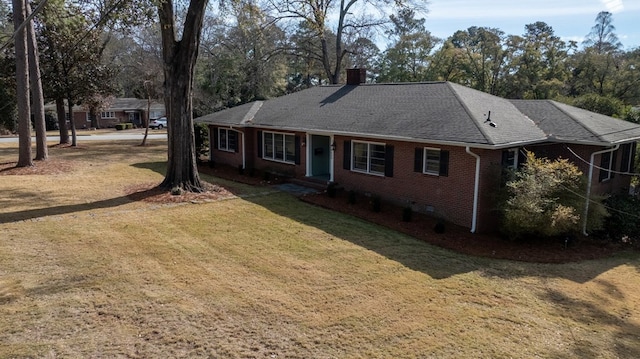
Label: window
xmin=501 ymin=149 xmax=519 ymax=169
xmin=262 ymin=131 xmax=296 ymax=163
xmin=599 ymin=150 xmax=617 ymax=182
xmin=414 ymin=147 xmax=449 ymax=177
xmin=101 ymin=111 xmax=115 ymax=118
xmin=352 ymin=141 xmax=385 ymax=175
xmin=424 ymin=148 xmax=442 ymax=175
xmin=218 ymin=129 xmax=238 ymax=152
xmin=620 ymin=143 xmax=636 ymax=173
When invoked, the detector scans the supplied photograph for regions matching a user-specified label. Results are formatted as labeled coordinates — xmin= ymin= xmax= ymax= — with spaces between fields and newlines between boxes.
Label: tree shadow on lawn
xmin=242 ymin=192 xmax=640 ymax=284
xmin=540 ymin=285 xmax=640 ymax=359
xmin=0 ymin=190 xmax=157 ymax=225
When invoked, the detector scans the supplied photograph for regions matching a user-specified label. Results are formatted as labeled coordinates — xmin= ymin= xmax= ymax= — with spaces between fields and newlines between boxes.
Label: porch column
xmin=305 ymin=133 xmax=311 ymax=177
xmin=329 ymin=135 xmax=335 ymax=182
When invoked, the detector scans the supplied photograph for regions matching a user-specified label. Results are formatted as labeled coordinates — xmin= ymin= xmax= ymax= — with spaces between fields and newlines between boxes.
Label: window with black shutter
xmin=415 ymin=147 xmax=448 ymax=176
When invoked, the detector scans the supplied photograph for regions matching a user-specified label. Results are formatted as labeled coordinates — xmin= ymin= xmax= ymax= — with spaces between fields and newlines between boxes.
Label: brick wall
xmin=526 ymin=143 xmax=632 ymax=196
xmin=208 ymin=126 xmax=307 ymax=178
xmin=333 ymin=135 xmax=481 ymax=230
xmin=205 ymin=125 xmax=634 ymax=233
xmin=208 ymin=126 xmax=244 ymax=169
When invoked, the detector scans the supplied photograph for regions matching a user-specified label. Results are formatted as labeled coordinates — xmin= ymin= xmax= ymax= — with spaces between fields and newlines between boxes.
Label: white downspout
xmin=466 ymin=147 xmax=480 ymax=233
xmin=583 ymin=144 xmax=619 ymax=235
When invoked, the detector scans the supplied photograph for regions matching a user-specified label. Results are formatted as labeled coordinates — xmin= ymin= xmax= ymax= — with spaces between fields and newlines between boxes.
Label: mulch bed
xmin=299 ymin=191 xmax=625 ymax=263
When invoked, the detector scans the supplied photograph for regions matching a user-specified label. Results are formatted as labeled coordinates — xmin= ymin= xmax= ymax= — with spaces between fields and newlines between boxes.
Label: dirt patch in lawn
xmin=125 ymin=181 xmax=235 ymax=203
xmin=0 ymin=158 xmax=77 ymax=175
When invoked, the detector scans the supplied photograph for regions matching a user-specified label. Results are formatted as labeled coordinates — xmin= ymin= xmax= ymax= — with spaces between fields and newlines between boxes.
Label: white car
xmin=149 ymin=117 xmax=167 ymax=129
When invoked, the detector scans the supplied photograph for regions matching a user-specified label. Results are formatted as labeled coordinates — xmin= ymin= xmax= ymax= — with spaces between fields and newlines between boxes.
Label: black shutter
xmin=257 ymin=131 xmax=263 ymax=158
xmin=385 ymin=145 xmax=394 ymax=177
xmin=439 ymin=150 xmax=449 ymax=177
xmin=294 ymin=136 xmax=301 ymax=165
xmin=501 ymin=150 xmax=510 ymax=167
xmin=631 ymin=143 xmax=638 ymax=172
xmin=212 ymin=127 xmax=219 ymax=150
xmin=343 ymin=140 xmax=351 ymax=170
xmin=620 ymin=144 xmax=631 ymax=172
xmin=414 ymin=148 xmax=423 ymax=172
xmin=232 ymin=131 xmax=239 ymax=152
xmin=599 ymin=152 xmax=610 ymax=182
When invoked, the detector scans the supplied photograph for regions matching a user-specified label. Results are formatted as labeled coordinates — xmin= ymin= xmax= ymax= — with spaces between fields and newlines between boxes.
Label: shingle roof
xmin=108 ymin=98 xmax=164 ymax=111
xmin=196 ymin=82 xmax=640 ymax=148
xmin=511 ymin=100 xmax=640 ymax=145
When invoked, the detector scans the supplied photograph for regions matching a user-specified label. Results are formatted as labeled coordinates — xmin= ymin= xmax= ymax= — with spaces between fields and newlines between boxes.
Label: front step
xmin=288 ymin=177 xmax=329 ymax=191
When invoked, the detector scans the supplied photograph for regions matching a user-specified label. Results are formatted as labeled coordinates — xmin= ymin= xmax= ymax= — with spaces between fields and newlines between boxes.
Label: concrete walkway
xmin=274 ymin=183 xmax=322 ymax=196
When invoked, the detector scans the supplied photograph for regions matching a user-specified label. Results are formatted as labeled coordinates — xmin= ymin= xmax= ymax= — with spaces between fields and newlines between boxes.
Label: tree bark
xmin=67 ymin=98 xmax=77 ymax=147
xmin=140 ymin=87 xmax=151 ymax=146
xmin=27 ymin=2 xmax=47 ymax=161
xmin=157 ymin=0 xmax=208 ymax=192
xmin=56 ymin=97 xmax=70 ymax=144
xmin=12 ymin=0 xmax=32 ymax=167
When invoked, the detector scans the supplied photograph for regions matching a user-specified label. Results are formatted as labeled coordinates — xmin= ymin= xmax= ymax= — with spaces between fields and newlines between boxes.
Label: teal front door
xmin=310 ymin=135 xmax=331 ymax=179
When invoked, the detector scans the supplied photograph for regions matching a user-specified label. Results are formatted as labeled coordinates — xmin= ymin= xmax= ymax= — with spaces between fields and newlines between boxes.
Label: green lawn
xmin=1 ymin=141 xmax=639 ymax=358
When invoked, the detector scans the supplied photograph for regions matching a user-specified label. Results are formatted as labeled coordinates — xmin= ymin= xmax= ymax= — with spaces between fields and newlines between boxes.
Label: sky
xmin=423 ymin=0 xmax=640 ymax=50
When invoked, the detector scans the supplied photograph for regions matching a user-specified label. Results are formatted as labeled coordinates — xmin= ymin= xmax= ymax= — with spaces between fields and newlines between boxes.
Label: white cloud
xmin=601 ymin=0 xmax=624 ymax=13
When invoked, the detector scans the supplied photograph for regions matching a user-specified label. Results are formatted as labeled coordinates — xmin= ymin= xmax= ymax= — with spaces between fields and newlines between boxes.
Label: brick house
xmin=47 ymin=98 xmax=165 ymax=129
xmin=195 ymin=71 xmax=640 ymax=233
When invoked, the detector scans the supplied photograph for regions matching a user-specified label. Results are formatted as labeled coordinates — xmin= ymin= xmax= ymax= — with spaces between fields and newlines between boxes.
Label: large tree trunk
xmin=27 ymin=2 xmax=47 ymax=161
xmin=157 ymin=0 xmax=208 ymax=192
xmin=56 ymin=97 xmax=70 ymax=144
xmin=140 ymin=93 xmax=151 ymax=146
xmin=89 ymin=108 xmax=99 ymax=129
xmin=12 ymin=0 xmax=32 ymax=167
xmin=67 ymin=99 xmax=77 ymax=147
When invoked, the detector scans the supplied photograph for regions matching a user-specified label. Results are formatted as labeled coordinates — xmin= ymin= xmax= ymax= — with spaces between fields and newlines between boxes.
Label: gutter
xmin=582 ymin=144 xmax=619 ymax=235
xmin=466 ymin=147 xmax=481 ymax=233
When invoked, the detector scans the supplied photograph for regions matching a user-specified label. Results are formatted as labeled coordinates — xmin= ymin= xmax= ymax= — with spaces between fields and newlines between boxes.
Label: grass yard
xmin=1 ymin=140 xmax=639 ymax=358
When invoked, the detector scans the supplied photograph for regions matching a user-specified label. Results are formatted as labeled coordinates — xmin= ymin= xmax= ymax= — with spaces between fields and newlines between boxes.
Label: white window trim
xmin=218 ymin=128 xmax=237 ymax=152
xmin=101 ymin=111 xmax=115 ymax=119
xmin=262 ymin=131 xmax=296 ymax=164
xmin=423 ymin=147 xmax=441 ymax=176
xmin=351 ymin=140 xmax=386 ymax=176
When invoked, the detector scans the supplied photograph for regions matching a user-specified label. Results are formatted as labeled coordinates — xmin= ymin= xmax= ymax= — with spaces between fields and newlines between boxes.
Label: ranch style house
xmin=195 ymin=69 xmax=640 ymax=234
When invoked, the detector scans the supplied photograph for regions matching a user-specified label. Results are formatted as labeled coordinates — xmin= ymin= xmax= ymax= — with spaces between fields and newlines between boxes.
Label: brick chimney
xmin=346 ymin=68 xmax=366 ymax=85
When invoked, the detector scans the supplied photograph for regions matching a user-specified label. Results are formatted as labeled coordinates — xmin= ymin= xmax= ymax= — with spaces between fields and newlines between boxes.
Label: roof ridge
xmin=318 ymin=81 xmax=448 ymax=88
xmin=546 ymin=100 xmax=605 ymax=142
xmin=241 ymin=101 xmax=263 ymax=125
xmin=446 ymin=82 xmax=495 ymax=145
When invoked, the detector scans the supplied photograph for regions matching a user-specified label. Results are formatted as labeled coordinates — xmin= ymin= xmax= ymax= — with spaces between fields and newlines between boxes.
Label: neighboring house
xmin=195 ymin=69 xmax=640 ymax=234
xmin=45 ymin=98 xmax=165 ymax=129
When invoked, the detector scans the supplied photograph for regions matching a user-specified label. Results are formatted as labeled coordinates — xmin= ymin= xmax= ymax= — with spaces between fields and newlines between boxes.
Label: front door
xmin=310 ymin=135 xmax=331 ymax=180
xmin=128 ymin=112 xmax=142 ymax=127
